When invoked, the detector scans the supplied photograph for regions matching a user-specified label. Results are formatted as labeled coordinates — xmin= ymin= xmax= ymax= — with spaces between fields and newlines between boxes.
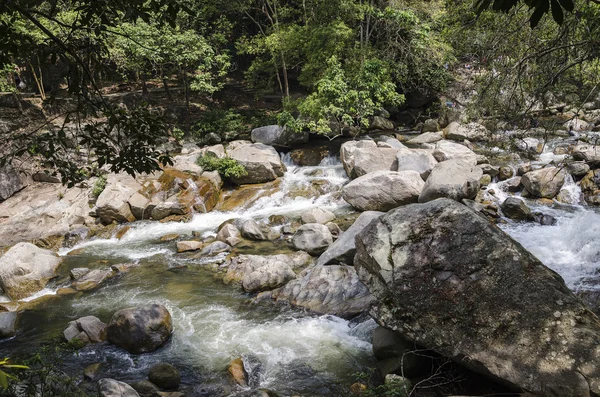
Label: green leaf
xmin=550 ymin=0 xmax=564 ymax=24
xmin=556 ymin=0 xmax=574 ymax=12
xmin=0 ymin=370 xmax=8 ymax=389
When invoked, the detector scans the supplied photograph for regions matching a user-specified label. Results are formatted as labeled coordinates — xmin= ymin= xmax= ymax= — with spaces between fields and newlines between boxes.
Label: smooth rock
xmin=340 ymin=140 xmax=376 ymax=178
xmin=0 ymin=312 xmax=17 ymax=338
xmin=343 ymin=170 xmax=424 ymax=211
xmin=418 ymin=159 xmax=482 ymax=203
xmin=301 ymin=207 xmax=336 ymax=225
xmin=228 ymin=142 xmax=286 ymax=184
xmin=200 ymin=241 xmax=231 ymax=256
xmin=240 ymin=219 xmax=267 ymax=240
xmin=445 ymin=122 xmax=488 ymax=141
xmin=0 ymin=242 xmax=62 ymax=300
xmin=396 ymin=148 xmax=438 ymax=180
xmin=501 ymin=197 xmax=533 ymax=221
xmin=216 ymin=224 xmax=241 ymax=244
xmin=223 ymin=252 xmax=312 ymax=287
xmin=176 ymin=241 xmax=203 ymax=253
xmin=432 ymin=140 xmax=478 ymax=165
xmin=521 ymin=167 xmax=566 ymax=198
xmin=95 ymin=173 xmax=141 ymax=224
xmin=72 ymin=269 xmax=115 ymax=291
xmin=292 ymin=224 xmax=333 ymax=255
xmin=106 ymin=304 xmax=173 ymax=354
xmin=98 ymin=378 xmax=140 ymax=397
xmin=352 ymin=147 xmax=399 ymax=178
xmin=148 ymin=363 xmax=180 ymax=390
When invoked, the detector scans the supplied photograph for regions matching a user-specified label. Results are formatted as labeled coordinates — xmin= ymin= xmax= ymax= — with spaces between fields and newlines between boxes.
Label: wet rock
xmin=130 ymin=380 xmax=159 ymax=397
xmin=317 ymin=211 xmax=384 ymax=266
xmin=258 ymin=265 xmax=374 ymax=318
xmin=228 ymin=357 xmax=248 ymax=387
xmin=217 ymin=224 xmax=241 ymax=246
xmin=176 ymin=241 xmax=203 ymax=253
xmin=515 ymin=137 xmax=543 ymax=154
xmin=501 ymin=197 xmax=533 ymax=221
xmin=160 ymin=234 xmax=180 ymax=242
xmin=373 ymin=326 xmax=429 ymax=377
xmin=95 ymin=173 xmax=141 ymax=224
xmin=418 ymin=159 xmax=482 ymax=203
xmin=532 ymin=212 xmax=557 ymax=225
xmin=395 ymin=148 xmax=438 ymax=180
xmin=432 ymin=140 xmax=478 ymax=165
xmin=200 ymin=241 xmax=231 ymax=256
xmin=251 ymin=125 xmax=308 ymax=148
xmin=148 ymin=363 xmax=180 ymax=390
xmin=342 ymin=170 xmax=424 ymax=211
xmin=83 ymin=363 xmax=102 ymax=381
xmin=241 ymin=353 xmax=264 ymax=388
xmin=289 ymin=146 xmax=331 ymax=166
xmin=0 ymin=312 xmax=17 ymax=338
xmin=354 ymin=198 xmax=600 ymax=397
xmin=479 ymin=163 xmax=499 ymax=176
xmin=517 ymin=163 xmax=533 ymax=176
xmin=64 ymin=316 xmax=107 ymax=347
xmin=98 ymin=378 xmax=140 ymax=397
xmin=572 ymin=144 xmax=600 ymax=163
xmin=445 ymin=122 xmax=487 ymax=141
xmin=498 ymin=166 xmax=513 ymax=180
xmin=479 ymin=174 xmax=491 ymax=187
xmin=240 ymin=219 xmax=268 ymax=241
xmin=72 ymin=269 xmax=115 ymax=291
xmin=151 ymin=199 xmax=186 ymax=221
xmin=521 ymin=167 xmax=566 ymax=198
xmin=0 ymin=165 xmax=22 ymax=201
xmin=227 ymin=142 xmax=286 ymax=184
xmin=504 ymin=176 xmax=523 ymax=192
xmin=106 ymin=304 xmax=173 ymax=354
xmin=406 ymin=131 xmax=443 ymax=145
xmin=301 ymin=207 xmax=336 ymax=225
xmin=567 ymin=162 xmax=590 ymax=177
xmin=70 ymin=267 xmax=91 ymax=280
xmin=292 ymin=224 xmax=333 ymax=255
xmin=0 ymin=242 xmax=62 ymax=300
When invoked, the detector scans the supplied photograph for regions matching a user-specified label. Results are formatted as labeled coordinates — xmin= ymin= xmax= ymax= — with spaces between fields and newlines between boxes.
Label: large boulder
xmin=418 ymin=159 xmax=482 ymax=203
xmin=340 ymin=140 xmax=376 ymax=178
xmin=317 ymin=211 xmax=384 ymax=266
xmin=95 ymin=173 xmax=141 ymax=224
xmin=343 ymin=171 xmax=424 ymax=212
xmin=352 ymin=147 xmax=399 ymax=178
xmin=571 ymin=144 xmax=600 ymax=164
xmin=354 ymin=198 xmax=600 ymax=397
xmin=98 ymin=379 xmax=140 ymax=397
xmin=292 ymin=224 xmax=333 ymax=255
xmin=406 ymin=131 xmax=443 ymax=145
xmin=521 ymin=167 xmax=566 ymax=199
xmin=432 ymin=140 xmax=478 ymax=165
xmin=251 ymin=125 xmax=309 ymax=148
xmin=0 ymin=165 xmax=22 ymax=202
xmin=0 ymin=242 xmax=62 ymax=300
xmin=227 ymin=142 xmax=286 ymax=184
xmin=445 ymin=122 xmax=488 ymax=141
xmin=258 ymin=265 xmax=374 ymax=318
xmin=106 ymin=304 xmax=173 ymax=354
xmin=396 ymin=148 xmax=438 ymax=180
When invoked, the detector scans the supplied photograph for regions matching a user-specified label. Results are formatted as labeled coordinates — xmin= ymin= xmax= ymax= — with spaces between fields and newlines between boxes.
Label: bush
xmin=192 ymin=109 xmax=246 ymax=137
xmin=91 ymin=175 xmax=107 ymax=197
xmin=196 ymin=155 xmax=247 ymax=179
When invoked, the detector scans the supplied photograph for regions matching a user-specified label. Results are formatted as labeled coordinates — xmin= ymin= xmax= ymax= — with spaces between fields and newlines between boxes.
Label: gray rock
xmin=32 ymin=171 xmax=61 ymax=183
xmin=317 ymin=211 xmax=384 ymax=266
xmin=352 ymin=147 xmax=399 ymax=178
xmin=98 ymin=378 xmax=140 ymax=397
xmin=572 ymin=144 xmax=600 ymax=163
xmin=292 ymin=224 xmax=333 ymax=255
xmin=128 ymin=192 xmax=151 ymax=220
xmin=0 ymin=242 xmax=62 ymax=300
xmin=421 ymin=119 xmax=439 ymax=133
xmin=501 ymin=197 xmax=533 ymax=221
xmin=259 ymin=265 xmax=374 ymax=318
xmin=369 ymin=116 xmax=394 ymax=131
xmin=106 ymin=304 xmax=173 ymax=354
xmin=240 ymin=219 xmax=267 ymax=241
xmin=0 ymin=165 xmax=22 ymax=202
xmin=498 ymin=166 xmax=514 ymax=180
xmin=129 ymin=380 xmax=159 ymax=397
xmin=515 ymin=137 xmax=542 ymax=154
xmin=251 ymin=125 xmax=309 ymax=148
xmin=372 ymin=326 xmax=429 ymax=377
xmin=521 ymin=167 xmax=566 ymax=198
xmin=406 ymin=132 xmax=443 ymax=145
xmin=301 ymin=207 xmax=336 ymax=224
xmin=354 ymin=198 xmax=600 ymax=397
xmin=567 ymin=162 xmax=590 ymax=177
xmin=200 ymin=241 xmax=231 ymax=256
xmin=432 ymin=140 xmax=478 ymax=165
xmin=216 ymin=224 xmax=241 ymax=244
xmin=445 ymin=122 xmax=488 ymax=141
xmin=242 ymin=262 xmax=297 ymax=293
xmin=64 ymin=316 xmax=107 ymax=346
xmin=418 ymin=160 xmax=482 ymax=203
xmin=151 ymin=198 xmax=186 ymax=221
xmin=228 ymin=142 xmax=286 ymax=184
xmin=0 ymin=312 xmax=17 ymax=338
xmin=340 ymin=140 xmax=377 ymax=178
xmin=72 ymin=269 xmax=115 ymax=291
xmin=70 ymin=267 xmax=91 ymax=280
xmin=343 ymin=171 xmax=424 ymax=212
xmin=396 ymin=148 xmax=438 ymax=180
xmin=148 ymin=363 xmax=181 ymax=390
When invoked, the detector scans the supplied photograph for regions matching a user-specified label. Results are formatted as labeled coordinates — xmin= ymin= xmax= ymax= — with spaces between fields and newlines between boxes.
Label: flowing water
xmin=0 ymin=156 xmax=377 ymax=396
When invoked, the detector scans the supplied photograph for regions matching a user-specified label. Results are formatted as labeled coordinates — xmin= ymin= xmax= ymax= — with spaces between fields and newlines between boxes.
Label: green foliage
xmin=192 ymin=109 xmax=247 ymax=137
xmin=476 ymin=0 xmax=575 ymax=27
xmin=0 ymin=358 xmax=28 ymax=390
xmin=92 ymin=175 xmax=107 ymax=197
xmin=287 ymin=56 xmax=404 ymax=135
xmin=196 ymin=155 xmax=247 ymax=179
xmin=352 ymin=371 xmax=412 ymax=397
xmin=172 ymin=127 xmax=185 ymax=140
xmin=0 ymin=64 xmax=16 ymax=93
xmin=0 ymin=345 xmax=91 ymax=397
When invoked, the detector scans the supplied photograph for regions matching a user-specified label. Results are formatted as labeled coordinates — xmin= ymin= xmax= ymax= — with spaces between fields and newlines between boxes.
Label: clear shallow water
xmin=1 ymin=156 xmax=377 ymax=396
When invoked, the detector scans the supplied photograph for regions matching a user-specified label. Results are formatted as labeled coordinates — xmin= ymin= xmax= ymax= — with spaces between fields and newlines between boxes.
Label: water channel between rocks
xmin=2 ymin=153 xmax=600 ymax=396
